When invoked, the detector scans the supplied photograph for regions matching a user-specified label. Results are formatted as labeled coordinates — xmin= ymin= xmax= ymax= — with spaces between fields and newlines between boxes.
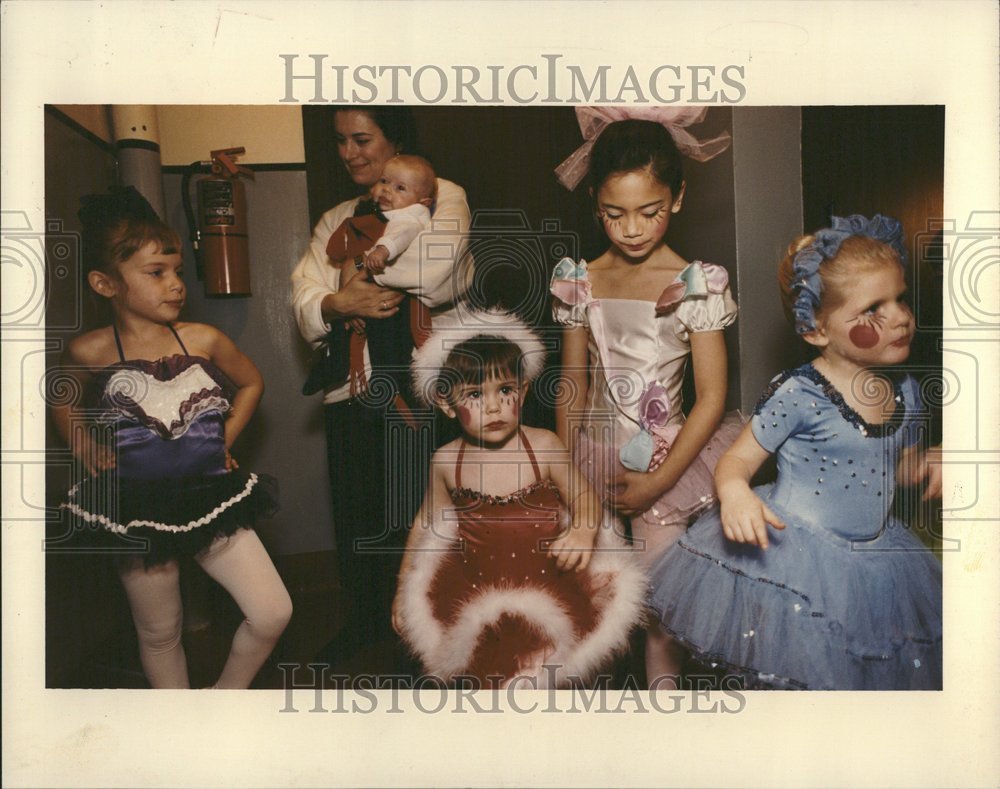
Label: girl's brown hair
xmin=78 ymin=187 xmax=180 ymax=276
xmin=437 ymin=336 xmax=524 ymax=405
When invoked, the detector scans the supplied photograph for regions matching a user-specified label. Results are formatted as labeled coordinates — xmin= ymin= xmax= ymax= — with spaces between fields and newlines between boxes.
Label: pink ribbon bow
xmin=555 ymin=107 xmax=733 ymax=191
xmin=654 ymin=262 xmax=730 ymax=314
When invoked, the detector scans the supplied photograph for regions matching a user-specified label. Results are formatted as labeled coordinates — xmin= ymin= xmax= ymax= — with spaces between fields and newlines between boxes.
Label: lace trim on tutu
xmin=63 ymin=472 xmax=260 ymax=534
xmin=58 ymin=472 xmax=278 ymax=567
xmin=755 ymin=365 xmax=906 ymax=439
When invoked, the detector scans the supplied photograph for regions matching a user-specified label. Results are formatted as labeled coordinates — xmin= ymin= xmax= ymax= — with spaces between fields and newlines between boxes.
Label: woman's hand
xmin=224 ymin=450 xmax=239 ymax=471
xmin=607 ymin=470 xmax=667 ymax=518
xmin=719 ymin=485 xmax=785 ymax=549
xmin=322 ymin=272 xmax=405 ymax=322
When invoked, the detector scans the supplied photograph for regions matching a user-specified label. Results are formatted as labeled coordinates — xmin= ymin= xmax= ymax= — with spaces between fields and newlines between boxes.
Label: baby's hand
xmin=364 ymin=245 xmax=391 ymax=274
xmin=225 ymin=450 xmax=239 ymax=471
xmin=896 ymin=445 xmax=942 ymax=500
xmin=719 ymin=485 xmax=785 ymax=549
xmin=549 ymin=518 xmax=598 ymax=572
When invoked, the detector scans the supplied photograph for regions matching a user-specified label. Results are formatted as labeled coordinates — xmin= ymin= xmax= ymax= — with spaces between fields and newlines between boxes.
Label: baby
xmin=303 ymin=154 xmax=439 ymax=397
xmin=340 ymin=154 xmax=437 ymax=287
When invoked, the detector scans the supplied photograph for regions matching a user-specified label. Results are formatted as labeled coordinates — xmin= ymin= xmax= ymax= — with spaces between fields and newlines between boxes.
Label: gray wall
xmin=732 ymin=107 xmax=805 ymax=411
xmin=163 ymin=171 xmax=332 ymax=555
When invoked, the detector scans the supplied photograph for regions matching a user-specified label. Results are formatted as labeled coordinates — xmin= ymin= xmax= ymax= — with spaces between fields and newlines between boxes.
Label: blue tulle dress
xmin=647 ymin=364 xmax=942 ymax=690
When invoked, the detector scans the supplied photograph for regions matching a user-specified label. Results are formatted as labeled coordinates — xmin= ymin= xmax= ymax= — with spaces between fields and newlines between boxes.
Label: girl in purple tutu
xmin=52 ymin=187 xmax=291 ymax=688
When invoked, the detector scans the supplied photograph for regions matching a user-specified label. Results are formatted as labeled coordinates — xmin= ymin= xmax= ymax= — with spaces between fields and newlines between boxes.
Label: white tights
xmin=118 ymin=529 xmax=293 ymax=689
xmin=631 ymin=515 xmax=687 ymax=688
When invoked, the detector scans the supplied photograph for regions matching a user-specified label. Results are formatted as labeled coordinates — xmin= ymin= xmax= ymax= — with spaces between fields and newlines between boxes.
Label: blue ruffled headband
xmin=791 ymin=214 xmax=907 ymax=334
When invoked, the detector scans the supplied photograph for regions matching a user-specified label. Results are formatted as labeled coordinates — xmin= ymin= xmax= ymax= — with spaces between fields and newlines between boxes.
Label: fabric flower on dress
xmin=619 ymin=383 xmax=681 ymax=472
xmin=791 ymin=214 xmax=906 ymax=334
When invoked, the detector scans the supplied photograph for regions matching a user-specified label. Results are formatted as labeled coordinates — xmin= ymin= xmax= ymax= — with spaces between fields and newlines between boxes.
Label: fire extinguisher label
xmin=201 ymin=181 xmax=236 ymax=226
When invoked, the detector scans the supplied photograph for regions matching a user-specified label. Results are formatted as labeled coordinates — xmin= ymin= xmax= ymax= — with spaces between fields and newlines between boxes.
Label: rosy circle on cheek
xmin=455 ymin=405 xmax=472 ymax=426
xmin=849 ymin=324 xmax=880 ymax=349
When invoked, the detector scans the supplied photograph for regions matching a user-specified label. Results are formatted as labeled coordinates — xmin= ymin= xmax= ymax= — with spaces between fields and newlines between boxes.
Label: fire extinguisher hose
xmin=181 ymin=160 xmax=210 ymax=279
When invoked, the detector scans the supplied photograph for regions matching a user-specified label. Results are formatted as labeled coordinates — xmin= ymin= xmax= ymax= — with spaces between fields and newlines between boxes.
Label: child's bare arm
xmin=394 ymin=460 xmax=452 ymax=633
xmin=50 ymin=337 xmax=115 ymax=475
xmin=716 ymin=426 xmax=785 ymax=549
xmin=555 ymin=326 xmax=590 ymax=448
xmin=540 ymin=429 xmax=601 ymax=572
xmin=196 ymin=325 xmax=264 ymax=460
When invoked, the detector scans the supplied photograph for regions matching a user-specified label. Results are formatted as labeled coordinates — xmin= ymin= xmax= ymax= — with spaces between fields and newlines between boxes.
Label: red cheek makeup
xmin=848 ymin=324 xmax=880 ymax=349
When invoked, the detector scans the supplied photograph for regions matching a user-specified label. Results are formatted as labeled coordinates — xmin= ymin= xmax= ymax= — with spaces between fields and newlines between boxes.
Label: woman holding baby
xmin=291 ymin=107 xmax=472 ymax=658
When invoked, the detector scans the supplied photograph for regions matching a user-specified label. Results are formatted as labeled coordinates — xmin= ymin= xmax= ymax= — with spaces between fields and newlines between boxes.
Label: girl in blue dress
xmin=52 ymin=187 xmax=292 ymax=688
xmin=647 ymin=214 xmax=943 ymax=690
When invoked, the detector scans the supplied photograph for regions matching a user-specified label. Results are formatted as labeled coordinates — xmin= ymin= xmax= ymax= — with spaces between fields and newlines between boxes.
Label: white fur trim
xmin=410 ymin=308 xmax=546 ymax=407
xmin=397 ymin=508 xmax=646 ymax=686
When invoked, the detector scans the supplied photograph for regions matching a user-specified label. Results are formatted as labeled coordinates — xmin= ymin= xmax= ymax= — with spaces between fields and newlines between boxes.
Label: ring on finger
xmin=380 ymin=300 xmax=386 ymax=310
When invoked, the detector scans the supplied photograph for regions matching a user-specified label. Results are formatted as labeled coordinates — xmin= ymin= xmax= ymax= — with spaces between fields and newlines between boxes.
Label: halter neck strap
xmin=111 ymin=323 xmax=188 ymax=362
xmin=168 ymin=324 xmax=190 ymax=355
xmin=112 ymin=323 xmax=126 ymax=363
xmin=454 ymin=428 xmax=541 ymax=491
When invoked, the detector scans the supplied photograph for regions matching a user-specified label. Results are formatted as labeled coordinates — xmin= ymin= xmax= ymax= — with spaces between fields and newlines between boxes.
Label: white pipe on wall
xmin=111 ymin=105 xmax=167 ymax=219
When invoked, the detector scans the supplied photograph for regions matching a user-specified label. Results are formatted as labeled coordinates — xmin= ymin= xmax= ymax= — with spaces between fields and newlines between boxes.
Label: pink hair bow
xmin=555 ymin=106 xmax=733 ymax=191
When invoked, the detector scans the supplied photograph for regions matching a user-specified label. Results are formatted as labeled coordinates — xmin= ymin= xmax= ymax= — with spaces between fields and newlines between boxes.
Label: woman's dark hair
xmin=588 ymin=119 xmax=684 ymax=195
xmin=78 ymin=187 xmax=180 ymax=276
xmin=333 ymin=106 xmax=418 ymax=153
xmin=438 ymin=336 xmax=523 ymax=404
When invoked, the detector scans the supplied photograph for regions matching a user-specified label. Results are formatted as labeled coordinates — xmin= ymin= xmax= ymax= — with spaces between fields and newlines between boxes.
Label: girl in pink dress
xmin=393 ymin=310 xmax=645 ymax=688
xmin=551 ymin=114 xmax=741 ymax=686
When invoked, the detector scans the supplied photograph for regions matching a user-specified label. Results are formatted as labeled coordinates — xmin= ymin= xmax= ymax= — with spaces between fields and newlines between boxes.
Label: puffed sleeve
xmin=550 ymin=257 xmax=592 ymax=327
xmin=374 ymin=178 xmax=472 ymax=309
xmin=674 ymin=261 xmax=738 ymax=337
xmin=290 ymin=198 xmax=357 ymax=346
xmin=750 ymin=371 xmax=811 ymax=453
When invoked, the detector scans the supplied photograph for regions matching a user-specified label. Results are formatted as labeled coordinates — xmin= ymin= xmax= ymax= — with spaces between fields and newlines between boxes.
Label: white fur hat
xmin=410 ymin=307 xmax=547 ymax=408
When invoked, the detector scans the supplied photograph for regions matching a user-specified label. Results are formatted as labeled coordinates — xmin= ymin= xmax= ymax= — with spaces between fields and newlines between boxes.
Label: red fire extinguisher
xmin=182 ymin=147 xmax=254 ymax=296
